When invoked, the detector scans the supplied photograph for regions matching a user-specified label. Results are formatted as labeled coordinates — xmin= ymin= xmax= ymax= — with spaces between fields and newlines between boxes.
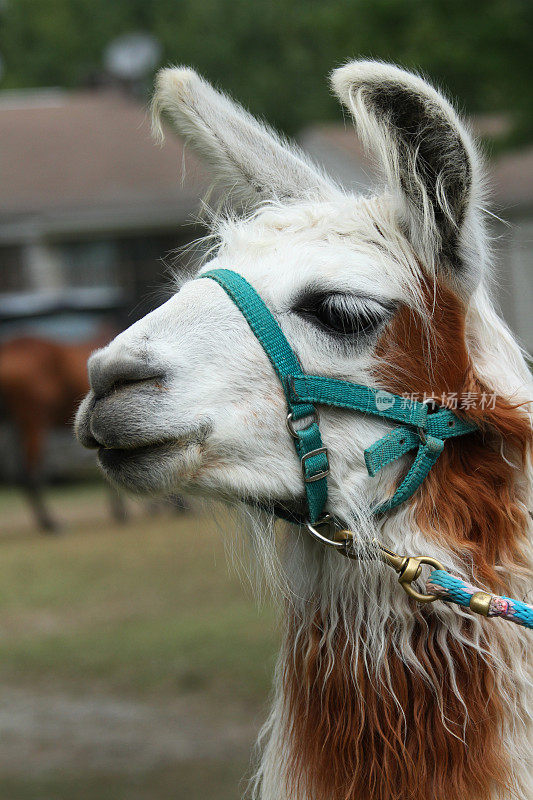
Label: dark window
xmin=0 ymin=246 xmax=26 ymax=293
xmin=55 ymin=240 xmax=119 ymax=289
xmin=115 ymin=229 xmax=205 ymax=320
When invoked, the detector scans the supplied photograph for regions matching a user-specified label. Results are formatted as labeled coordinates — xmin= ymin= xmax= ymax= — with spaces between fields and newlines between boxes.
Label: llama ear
xmin=152 ymin=67 xmax=339 ymax=208
xmin=331 ymin=61 xmax=485 ymax=288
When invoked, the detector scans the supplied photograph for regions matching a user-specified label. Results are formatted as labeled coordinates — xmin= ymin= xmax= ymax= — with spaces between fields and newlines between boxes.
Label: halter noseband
xmin=196 ymin=269 xmax=533 ymax=630
xmin=200 ymin=268 xmax=477 ymax=524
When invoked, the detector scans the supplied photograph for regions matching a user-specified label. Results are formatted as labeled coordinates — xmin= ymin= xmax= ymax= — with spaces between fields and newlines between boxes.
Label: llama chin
xmin=76 ymin=60 xmax=533 ymax=800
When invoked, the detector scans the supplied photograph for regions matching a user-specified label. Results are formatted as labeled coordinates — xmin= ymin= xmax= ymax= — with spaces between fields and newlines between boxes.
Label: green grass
xmin=0 ymin=483 xmax=279 ymax=799
xmin=0 ymin=761 xmax=249 ymax=800
xmin=0 ymin=487 xmax=278 ymax=699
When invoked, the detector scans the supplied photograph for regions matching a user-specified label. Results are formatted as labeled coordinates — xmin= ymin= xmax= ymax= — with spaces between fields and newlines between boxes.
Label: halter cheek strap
xmin=199 ymin=268 xmax=329 ymax=523
xmin=199 ymin=268 xmax=478 ymax=524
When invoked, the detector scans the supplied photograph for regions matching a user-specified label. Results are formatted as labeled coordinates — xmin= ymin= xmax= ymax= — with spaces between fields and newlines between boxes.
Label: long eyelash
xmin=323 ymin=295 xmax=382 ymax=330
xmin=293 ymin=291 xmax=396 ymax=339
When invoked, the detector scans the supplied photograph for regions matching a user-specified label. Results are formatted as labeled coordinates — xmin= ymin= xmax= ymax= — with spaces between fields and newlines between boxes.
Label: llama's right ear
xmin=331 ymin=61 xmax=486 ymax=290
xmin=152 ymin=67 xmax=339 ymax=209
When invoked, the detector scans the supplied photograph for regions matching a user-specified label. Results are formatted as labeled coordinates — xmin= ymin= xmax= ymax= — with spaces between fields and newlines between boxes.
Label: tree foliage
xmin=1 ymin=0 xmax=532 ymax=145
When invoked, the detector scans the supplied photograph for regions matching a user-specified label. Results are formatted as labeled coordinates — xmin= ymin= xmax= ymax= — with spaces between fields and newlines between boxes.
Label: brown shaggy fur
xmin=282 ymin=612 xmax=512 ymax=800
xmin=375 ymin=280 xmax=531 ymax=589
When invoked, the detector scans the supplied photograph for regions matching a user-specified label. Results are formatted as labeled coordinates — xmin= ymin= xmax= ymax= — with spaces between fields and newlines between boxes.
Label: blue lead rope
xmin=427 ymin=570 xmax=533 ymax=629
xmin=200 ymin=268 xmax=477 ymax=522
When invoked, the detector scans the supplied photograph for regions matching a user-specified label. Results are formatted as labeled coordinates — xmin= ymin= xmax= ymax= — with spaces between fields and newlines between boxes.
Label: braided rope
xmin=427 ymin=569 xmax=533 ymax=629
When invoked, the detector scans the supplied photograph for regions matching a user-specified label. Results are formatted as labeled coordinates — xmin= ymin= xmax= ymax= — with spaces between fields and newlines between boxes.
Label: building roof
xmin=299 ymin=123 xmax=374 ymax=193
xmin=0 ymin=88 xmax=209 ymax=242
xmin=2 ymin=90 xmax=532 ymax=245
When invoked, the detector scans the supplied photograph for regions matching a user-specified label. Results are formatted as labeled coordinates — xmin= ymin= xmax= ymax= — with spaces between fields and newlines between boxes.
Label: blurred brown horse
xmin=0 ymin=333 xmax=125 ymax=531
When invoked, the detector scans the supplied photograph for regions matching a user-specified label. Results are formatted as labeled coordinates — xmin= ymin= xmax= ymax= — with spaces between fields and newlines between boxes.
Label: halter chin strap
xmin=199 ymin=268 xmax=478 ymax=524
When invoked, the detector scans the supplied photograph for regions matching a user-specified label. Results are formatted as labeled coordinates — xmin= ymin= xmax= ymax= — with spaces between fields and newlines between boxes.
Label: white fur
xmin=76 ymin=61 xmax=533 ymax=799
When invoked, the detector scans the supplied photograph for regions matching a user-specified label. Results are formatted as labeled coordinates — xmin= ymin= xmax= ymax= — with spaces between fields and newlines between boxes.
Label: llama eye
xmin=293 ymin=291 xmax=393 ymax=338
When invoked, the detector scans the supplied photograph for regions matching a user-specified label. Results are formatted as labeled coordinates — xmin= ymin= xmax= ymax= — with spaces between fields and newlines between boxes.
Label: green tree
xmin=0 ymin=0 xmax=531 ymax=145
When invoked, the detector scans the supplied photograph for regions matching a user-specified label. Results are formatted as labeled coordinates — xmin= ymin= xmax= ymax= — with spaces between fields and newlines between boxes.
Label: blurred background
xmin=0 ymin=1 xmax=531 ymax=798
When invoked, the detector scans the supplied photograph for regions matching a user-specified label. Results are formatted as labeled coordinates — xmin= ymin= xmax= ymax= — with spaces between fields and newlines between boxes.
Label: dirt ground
xmin=0 ymin=482 xmax=278 ymax=800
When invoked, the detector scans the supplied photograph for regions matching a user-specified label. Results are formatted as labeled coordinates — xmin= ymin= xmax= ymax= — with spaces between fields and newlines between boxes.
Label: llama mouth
xmin=96 ymin=428 xmax=209 ymax=492
xmin=97 ymin=438 xmax=183 ymax=468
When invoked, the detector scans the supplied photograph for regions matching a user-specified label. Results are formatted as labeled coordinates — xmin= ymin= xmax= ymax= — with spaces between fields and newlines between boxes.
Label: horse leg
xmin=22 ymin=472 xmax=58 ymax=533
xmin=18 ymin=421 xmax=58 ymax=533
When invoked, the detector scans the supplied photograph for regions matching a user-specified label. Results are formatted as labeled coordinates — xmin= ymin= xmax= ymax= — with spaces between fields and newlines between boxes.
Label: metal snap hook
xmin=397 ymin=555 xmax=445 ymax=603
xmin=374 ymin=541 xmax=445 ymax=603
xmin=305 ymin=524 xmax=446 ymax=590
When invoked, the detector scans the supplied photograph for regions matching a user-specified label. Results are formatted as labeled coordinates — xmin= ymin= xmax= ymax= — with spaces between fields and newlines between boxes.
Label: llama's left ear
xmin=332 ymin=61 xmax=486 ymax=290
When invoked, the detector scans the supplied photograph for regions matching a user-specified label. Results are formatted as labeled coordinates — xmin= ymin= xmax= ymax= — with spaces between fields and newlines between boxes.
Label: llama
xmin=75 ymin=61 xmax=532 ymax=799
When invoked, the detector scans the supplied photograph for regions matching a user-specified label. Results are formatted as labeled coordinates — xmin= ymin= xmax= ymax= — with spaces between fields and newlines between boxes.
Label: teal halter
xmin=196 ymin=269 xmax=533 ymax=630
xmin=200 ymin=269 xmax=478 ymax=525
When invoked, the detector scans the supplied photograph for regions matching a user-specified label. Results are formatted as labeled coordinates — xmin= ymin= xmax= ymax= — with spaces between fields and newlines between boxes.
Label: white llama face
xmin=76 ymin=199 xmax=414 ymax=510
xmin=76 ymin=61 xmax=482 ymax=517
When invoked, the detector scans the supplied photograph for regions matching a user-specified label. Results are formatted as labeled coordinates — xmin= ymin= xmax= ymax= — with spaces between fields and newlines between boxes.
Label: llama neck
xmin=256 ymin=562 xmax=532 ymax=800
xmin=252 ymin=476 xmax=532 ymax=800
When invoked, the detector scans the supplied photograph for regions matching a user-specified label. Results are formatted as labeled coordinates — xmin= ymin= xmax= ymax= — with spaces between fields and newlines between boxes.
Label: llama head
xmin=76 ymin=61 xmax=501 ymax=538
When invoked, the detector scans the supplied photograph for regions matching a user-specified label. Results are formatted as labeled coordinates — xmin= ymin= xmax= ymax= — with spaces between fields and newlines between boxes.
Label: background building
xmin=0 ymin=87 xmax=208 ymax=479
xmin=0 ymin=87 xmax=208 ymax=335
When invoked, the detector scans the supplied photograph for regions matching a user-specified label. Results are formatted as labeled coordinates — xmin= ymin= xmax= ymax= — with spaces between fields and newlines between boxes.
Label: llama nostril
xmin=88 ymin=350 xmax=167 ymax=400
